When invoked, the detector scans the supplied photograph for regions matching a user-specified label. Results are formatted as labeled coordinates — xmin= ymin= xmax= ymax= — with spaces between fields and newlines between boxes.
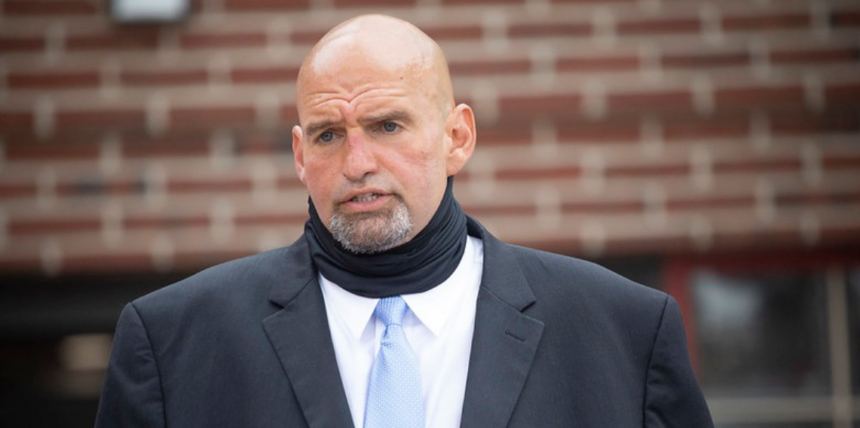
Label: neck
xmin=304 ymin=177 xmax=468 ymax=297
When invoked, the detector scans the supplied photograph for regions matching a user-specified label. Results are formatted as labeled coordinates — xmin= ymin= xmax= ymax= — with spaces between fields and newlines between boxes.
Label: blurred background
xmin=1 ymin=0 xmax=859 ymax=426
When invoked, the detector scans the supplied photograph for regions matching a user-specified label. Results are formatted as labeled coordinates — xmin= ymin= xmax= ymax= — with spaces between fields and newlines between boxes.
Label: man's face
xmin=292 ymin=47 xmax=451 ymax=254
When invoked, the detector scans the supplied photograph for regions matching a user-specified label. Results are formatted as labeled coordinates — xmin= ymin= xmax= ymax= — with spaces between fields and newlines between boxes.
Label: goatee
xmin=329 ymin=198 xmax=412 ymax=254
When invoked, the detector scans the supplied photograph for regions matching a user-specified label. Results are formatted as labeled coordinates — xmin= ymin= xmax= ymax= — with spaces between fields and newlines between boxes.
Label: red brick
xmin=290 ymin=29 xmax=326 ymax=45
xmin=276 ymin=176 xmax=307 ymax=189
xmin=824 ymin=82 xmax=860 ymax=104
xmin=55 ymin=178 xmax=149 ymax=197
xmin=166 ymin=178 xmax=253 ymax=193
xmin=0 ymin=259 xmax=43 ymax=273
xmin=460 ymin=205 xmax=535 ymax=217
xmin=60 ymin=254 xmax=156 ymax=275
xmin=715 ymin=85 xmax=805 ymax=108
xmin=235 ymin=213 xmax=309 ymax=226
xmin=495 ymin=166 xmax=580 ymax=180
xmin=125 ymin=216 xmax=209 ymax=229
xmin=280 ymin=106 xmax=299 ymax=125
xmin=667 ymin=196 xmax=754 ymax=211
xmin=723 ymin=13 xmax=810 ymax=31
xmin=557 ymin=120 xmax=640 ymax=142
xmin=707 ymin=230 xmax=809 ymax=254
xmin=770 ymin=47 xmax=860 ymax=65
xmin=333 ymin=0 xmax=415 ymax=6
xmin=442 ymin=0 xmax=521 ymax=4
xmin=770 ymin=109 xmax=860 ymax=135
xmin=822 ymin=155 xmax=860 ymax=170
xmin=67 ymin=30 xmax=159 ymax=51
xmin=122 ymin=69 xmax=207 ymax=86
xmin=0 ymin=110 xmax=34 ymax=132
xmin=0 ymin=36 xmax=45 ymax=53
xmin=664 ymin=115 xmax=749 ymax=140
xmin=829 ymin=11 xmax=860 ymax=27
xmin=240 ymin=131 xmax=287 ymax=154
xmin=713 ymin=159 xmax=801 ymax=173
xmin=499 ymin=94 xmax=582 ymax=119
xmin=122 ymin=132 xmax=210 ymax=157
xmin=552 ymin=0 xmax=633 ymax=3
xmin=0 ymin=183 xmax=36 ymax=198
xmin=6 ymin=143 xmax=99 ymax=160
xmin=617 ymin=18 xmax=700 ymax=35
xmin=231 ymin=66 xmax=301 ymax=83
xmin=556 ymin=56 xmax=639 ymax=72
xmin=55 ymin=109 xmax=146 ymax=132
xmin=819 ymin=229 xmax=860 ymax=249
xmin=8 ymin=70 xmax=100 ymax=89
xmin=9 ymin=219 xmax=100 ymax=234
xmin=2 ymin=0 xmax=98 ymax=15
xmin=180 ymin=32 xmax=267 ymax=49
xmin=170 ymin=106 xmax=256 ymax=129
xmin=607 ymin=164 xmax=690 ymax=177
xmin=188 ymin=0 xmax=203 ymax=12
xmin=423 ymin=25 xmax=483 ymax=41
xmin=509 ymin=23 xmax=591 ymax=38
xmin=448 ymin=59 xmax=531 ymax=76
xmin=608 ymin=90 xmax=692 ymax=112
xmin=477 ymin=125 xmax=532 ymax=146
xmin=661 ymin=52 xmax=749 ymax=69
xmin=222 ymin=0 xmax=309 ymax=10
xmin=562 ymin=200 xmax=642 ymax=214
xmin=777 ymin=190 xmax=860 ymax=207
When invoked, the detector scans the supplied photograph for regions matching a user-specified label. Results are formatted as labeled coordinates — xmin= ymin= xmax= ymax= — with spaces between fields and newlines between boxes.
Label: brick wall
xmin=1 ymin=0 xmax=859 ymax=276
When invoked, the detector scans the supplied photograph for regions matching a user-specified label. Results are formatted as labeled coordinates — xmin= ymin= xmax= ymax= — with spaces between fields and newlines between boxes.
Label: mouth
xmin=339 ymin=189 xmax=394 ymax=212
xmin=350 ymin=193 xmax=381 ymax=203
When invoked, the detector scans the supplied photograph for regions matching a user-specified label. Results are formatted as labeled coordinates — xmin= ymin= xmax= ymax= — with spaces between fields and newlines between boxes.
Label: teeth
xmin=352 ymin=193 xmax=378 ymax=203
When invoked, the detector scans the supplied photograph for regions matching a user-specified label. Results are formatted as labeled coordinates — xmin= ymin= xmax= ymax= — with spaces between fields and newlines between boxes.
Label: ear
xmin=292 ymin=125 xmax=307 ymax=185
xmin=444 ymin=103 xmax=477 ymax=176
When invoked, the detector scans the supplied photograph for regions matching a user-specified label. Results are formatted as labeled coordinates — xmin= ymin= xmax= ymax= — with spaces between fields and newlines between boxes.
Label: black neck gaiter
xmin=304 ymin=177 xmax=468 ymax=298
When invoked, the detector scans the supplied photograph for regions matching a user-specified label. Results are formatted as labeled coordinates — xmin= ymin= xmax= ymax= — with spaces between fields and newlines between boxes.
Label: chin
xmin=330 ymin=205 xmax=412 ymax=254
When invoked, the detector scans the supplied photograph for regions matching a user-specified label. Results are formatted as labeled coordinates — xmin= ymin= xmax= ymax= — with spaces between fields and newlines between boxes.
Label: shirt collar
xmin=320 ymin=236 xmax=479 ymax=339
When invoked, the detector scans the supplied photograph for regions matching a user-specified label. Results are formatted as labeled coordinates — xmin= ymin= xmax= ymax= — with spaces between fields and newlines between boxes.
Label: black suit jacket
xmin=96 ymin=219 xmax=713 ymax=427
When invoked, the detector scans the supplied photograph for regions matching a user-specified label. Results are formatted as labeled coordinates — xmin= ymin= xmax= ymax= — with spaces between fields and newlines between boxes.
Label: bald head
xmin=296 ymin=14 xmax=454 ymax=119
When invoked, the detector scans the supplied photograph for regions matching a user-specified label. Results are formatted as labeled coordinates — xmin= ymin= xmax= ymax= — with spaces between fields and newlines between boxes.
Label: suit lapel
xmin=460 ymin=219 xmax=545 ymax=427
xmin=262 ymin=238 xmax=354 ymax=428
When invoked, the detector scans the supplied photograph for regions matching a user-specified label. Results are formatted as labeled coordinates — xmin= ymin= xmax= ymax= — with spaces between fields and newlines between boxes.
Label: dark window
xmin=692 ymin=270 xmax=831 ymax=397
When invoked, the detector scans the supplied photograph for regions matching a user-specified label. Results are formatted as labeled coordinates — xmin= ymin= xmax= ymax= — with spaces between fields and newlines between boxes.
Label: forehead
xmin=298 ymin=58 xmax=436 ymax=125
xmin=296 ymin=25 xmax=440 ymax=121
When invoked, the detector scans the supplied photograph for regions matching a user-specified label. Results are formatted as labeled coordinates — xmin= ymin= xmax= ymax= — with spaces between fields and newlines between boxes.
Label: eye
xmin=382 ymin=122 xmax=398 ymax=132
xmin=319 ymin=131 xmax=334 ymax=143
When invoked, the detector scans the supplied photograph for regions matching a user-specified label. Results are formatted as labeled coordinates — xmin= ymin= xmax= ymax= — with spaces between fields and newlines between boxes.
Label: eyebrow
xmin=304 ymin=119 xmax=340 ymax=138
xmin=303 ymin=109 xmax=414 ymax=138
xmin=358 ymin=110 xmax=412 ymax=127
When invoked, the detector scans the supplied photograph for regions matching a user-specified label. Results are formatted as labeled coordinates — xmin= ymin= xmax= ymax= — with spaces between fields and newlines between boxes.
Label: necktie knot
xmin=375 ymin=296 xmax=408 ymax=327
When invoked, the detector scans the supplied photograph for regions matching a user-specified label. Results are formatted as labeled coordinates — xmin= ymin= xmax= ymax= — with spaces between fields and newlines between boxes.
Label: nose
xmin=342 ymin=131 xmax=378 ymax=181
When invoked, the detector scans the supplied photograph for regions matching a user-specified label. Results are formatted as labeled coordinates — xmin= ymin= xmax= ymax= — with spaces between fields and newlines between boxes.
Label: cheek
xmin=301 ymin=159 xmax=337 ymax=217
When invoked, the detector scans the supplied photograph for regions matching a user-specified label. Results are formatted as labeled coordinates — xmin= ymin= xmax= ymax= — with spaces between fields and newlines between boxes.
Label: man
xmin=96 ymin=14 xmax=713 ymax=428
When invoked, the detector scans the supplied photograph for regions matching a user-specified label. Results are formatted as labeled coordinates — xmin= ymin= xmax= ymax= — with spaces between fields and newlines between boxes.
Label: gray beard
xmin=329 ymin=198 xmax=413 ymax=254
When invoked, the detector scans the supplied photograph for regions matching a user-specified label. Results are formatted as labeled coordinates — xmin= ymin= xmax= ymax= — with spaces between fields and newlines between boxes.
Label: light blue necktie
xmin=364 ymin=296 xmax=425 ymax=428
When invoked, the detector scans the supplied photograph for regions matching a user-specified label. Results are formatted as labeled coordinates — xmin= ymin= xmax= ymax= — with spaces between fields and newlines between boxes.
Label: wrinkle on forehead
xmin=296 ymin=15 xmax=453 ymax=118
xmin=306 ymin=87 xmax=407 ymax=110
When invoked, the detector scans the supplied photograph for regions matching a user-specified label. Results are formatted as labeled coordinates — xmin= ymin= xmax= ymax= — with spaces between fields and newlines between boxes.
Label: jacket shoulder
xmin=506 ymin=244 xmax=668 ymax=313
xmin=132 ymin=245 xmax=294 ymax=317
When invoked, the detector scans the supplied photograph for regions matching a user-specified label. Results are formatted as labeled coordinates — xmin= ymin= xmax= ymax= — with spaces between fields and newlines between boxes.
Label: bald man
xmin=96 ymin=15 xmax=713 ymax=428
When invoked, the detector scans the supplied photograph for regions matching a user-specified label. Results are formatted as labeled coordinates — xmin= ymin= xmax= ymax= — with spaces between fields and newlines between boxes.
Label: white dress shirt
xmin=320 ymin=236 xmax=484 ymax=428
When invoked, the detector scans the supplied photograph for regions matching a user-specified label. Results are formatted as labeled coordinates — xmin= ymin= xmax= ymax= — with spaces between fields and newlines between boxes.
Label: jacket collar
xmin=460 ymin=217 xmax=545 ymax=427
xmin=262 ymin=217 xmax=544 ymax=428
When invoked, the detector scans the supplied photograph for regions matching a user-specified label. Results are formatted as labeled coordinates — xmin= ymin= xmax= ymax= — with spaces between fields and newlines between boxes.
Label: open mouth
xmin=351 ymin=193 xmax=380 ymax=203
